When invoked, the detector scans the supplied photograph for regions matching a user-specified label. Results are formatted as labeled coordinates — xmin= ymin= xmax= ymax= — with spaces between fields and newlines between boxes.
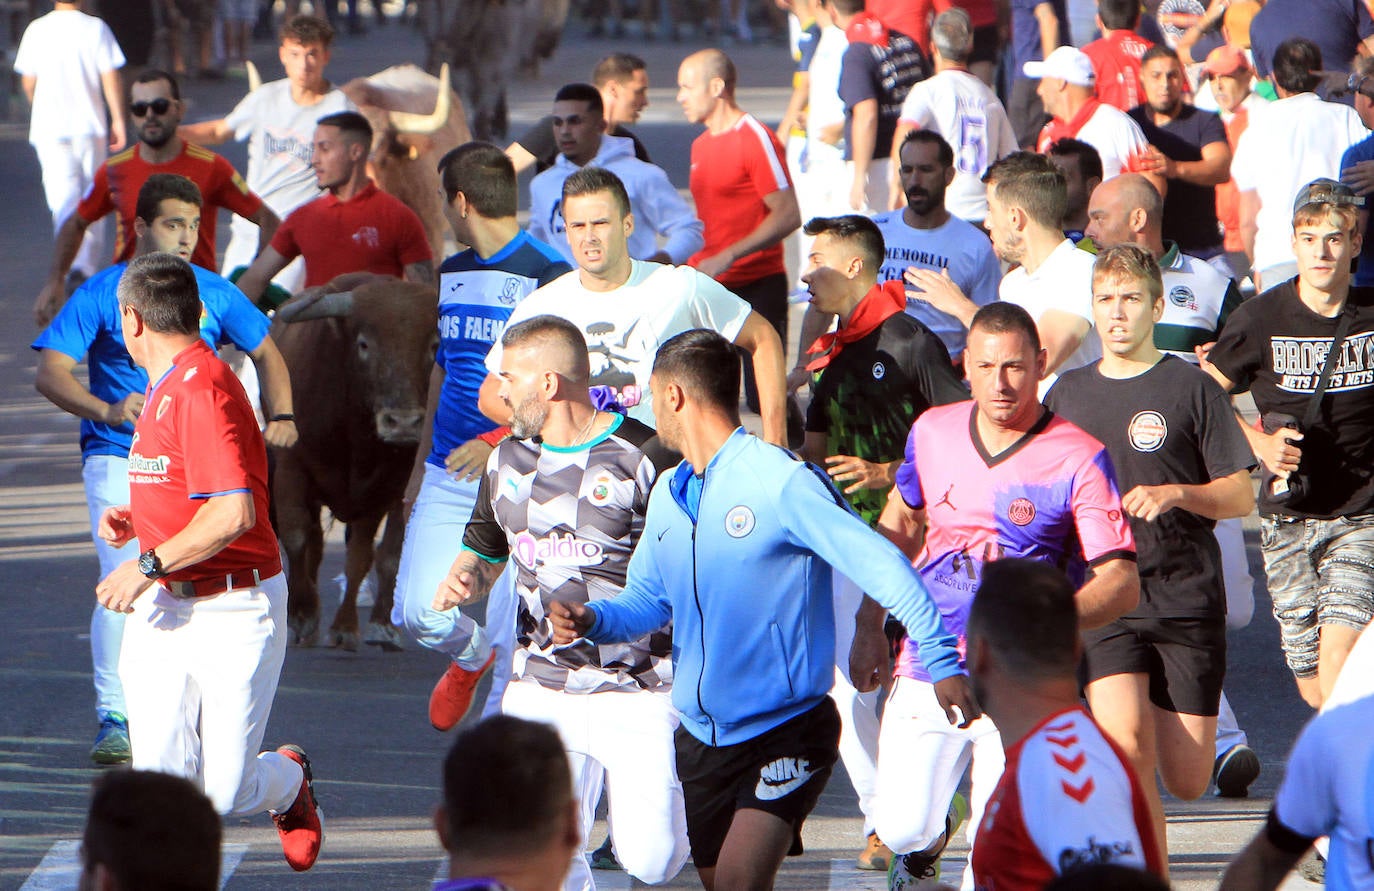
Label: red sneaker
xmin=273 ymin=745 xmax=323 ymax=871
xmin=429 ymin=652 xmax=495 ymax=731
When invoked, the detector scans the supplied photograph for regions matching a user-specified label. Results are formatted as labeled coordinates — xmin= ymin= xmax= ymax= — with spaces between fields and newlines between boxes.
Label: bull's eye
xmin=356 ymin=334 xmax=371 ymax=360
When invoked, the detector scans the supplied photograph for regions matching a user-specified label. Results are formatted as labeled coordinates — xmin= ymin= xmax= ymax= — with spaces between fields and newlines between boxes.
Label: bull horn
xmin=246 ymin=60 xmax=262 ymax=93
xmin=274 ymin=290 xmax=355 ymax=322
xmin=390 ymin=63 xmax=451 ymax=135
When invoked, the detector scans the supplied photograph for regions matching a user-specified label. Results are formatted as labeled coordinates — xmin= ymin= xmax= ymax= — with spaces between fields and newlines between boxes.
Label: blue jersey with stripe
xmin=31 ymin=262 xmax=270 ymax=461
xmin=430 ymin=231 xmax=570 ymax=467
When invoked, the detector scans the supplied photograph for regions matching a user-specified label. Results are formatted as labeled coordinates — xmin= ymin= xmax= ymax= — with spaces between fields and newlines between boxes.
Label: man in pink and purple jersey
xmin=851 ymin=300 xmax=1140 ymax=886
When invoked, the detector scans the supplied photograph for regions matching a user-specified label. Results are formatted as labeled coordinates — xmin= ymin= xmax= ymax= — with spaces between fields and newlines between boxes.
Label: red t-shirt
xmin=127 ymin=340 xmax=281 ymax=582
xmin=76 ymin=142 xmax=263 ymax=270
xmin=868 ymin=0 xmax=997 ymax=52
xmin=687 ymin=114 xmax=793 ymax=289
xmin=270 ymin=180 xmax=433 ymax=288
xmin=1083 ymin=30 xmax=1155 ymax=111
xmin=1217 ymin=107 xmax=1250 ymax=252
xmin=971 ymin=707 xmax=1163 ymax=890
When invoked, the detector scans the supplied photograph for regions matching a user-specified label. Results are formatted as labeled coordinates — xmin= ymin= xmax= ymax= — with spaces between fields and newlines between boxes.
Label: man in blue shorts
xmin=33 ymin=172 xmax=294 ymax=764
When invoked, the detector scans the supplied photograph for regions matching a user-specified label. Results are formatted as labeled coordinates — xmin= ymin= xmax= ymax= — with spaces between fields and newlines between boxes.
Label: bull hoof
xmin=364 ymin=621 xmax=406 ymax=652
xmin=290 ymin=615 xmax=320 ymax=647
xmin=331 ymin=629 xmax=361 ymax=652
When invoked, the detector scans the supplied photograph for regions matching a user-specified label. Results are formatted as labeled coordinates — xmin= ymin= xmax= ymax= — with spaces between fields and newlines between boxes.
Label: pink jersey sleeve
xmin=1069 ymin=448 xmax=1135 ymax=565
xmin=893 ymin=421 xmax=926 ymax=509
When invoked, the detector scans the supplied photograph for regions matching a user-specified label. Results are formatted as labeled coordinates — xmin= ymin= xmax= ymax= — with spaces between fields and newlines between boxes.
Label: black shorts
xmin=674 ymin=698 xmax=840 ymax=869
xmin=1081 ymin=615 xmax=1227 ymax=716
xmin=970 ymin=24 xmax=1000 ymax=65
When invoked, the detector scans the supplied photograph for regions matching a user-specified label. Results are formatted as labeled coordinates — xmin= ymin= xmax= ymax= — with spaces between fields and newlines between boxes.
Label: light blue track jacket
xmin=584 ymin=428 xmax=963 ymax=747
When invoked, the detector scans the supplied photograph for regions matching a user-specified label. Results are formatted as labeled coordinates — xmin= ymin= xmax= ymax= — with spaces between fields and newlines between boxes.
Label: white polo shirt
xmin=1000 ymin=238 xmax=1099 ymax=396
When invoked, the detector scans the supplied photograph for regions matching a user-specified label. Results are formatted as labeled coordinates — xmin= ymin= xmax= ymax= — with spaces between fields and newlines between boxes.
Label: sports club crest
xmin=155 ymin=394 xmax=173 ymax=420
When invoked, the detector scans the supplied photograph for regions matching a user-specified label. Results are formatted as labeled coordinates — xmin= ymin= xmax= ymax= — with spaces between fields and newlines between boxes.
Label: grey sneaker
xmin=91 ymin=712 xmax=131 ymax=765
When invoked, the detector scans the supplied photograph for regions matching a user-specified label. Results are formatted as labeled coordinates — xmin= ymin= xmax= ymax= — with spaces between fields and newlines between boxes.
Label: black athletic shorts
xmin=674 ymin=697 xmax=841 ymax=869
xmin=1081 ymin=614 xmax=1227 ymax=716
xmin=970 ymin=24 xmax=1001 ymax=65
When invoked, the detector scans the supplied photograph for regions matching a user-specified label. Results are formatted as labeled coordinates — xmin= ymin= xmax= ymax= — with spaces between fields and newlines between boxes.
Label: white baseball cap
xmin=1023 ymin=46 xmax=1096 ymax=86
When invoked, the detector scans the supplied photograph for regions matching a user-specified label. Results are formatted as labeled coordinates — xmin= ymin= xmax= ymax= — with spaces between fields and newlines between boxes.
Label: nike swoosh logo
xmin=754 ymin=770 xmax=815 ymax=801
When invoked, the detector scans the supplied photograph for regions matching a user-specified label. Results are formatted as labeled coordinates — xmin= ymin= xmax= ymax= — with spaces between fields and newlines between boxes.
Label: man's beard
xmin=510 ymin=393 xmax=550 ymax=440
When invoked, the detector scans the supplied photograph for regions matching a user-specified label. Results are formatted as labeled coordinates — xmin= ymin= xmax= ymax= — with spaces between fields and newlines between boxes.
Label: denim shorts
xmin=1259 ymin=513 xmax=1374 ymax=677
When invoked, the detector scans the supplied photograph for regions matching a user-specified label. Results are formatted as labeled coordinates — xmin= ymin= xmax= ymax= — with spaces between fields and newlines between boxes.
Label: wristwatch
xmin=138 ymin=548 xmax=167 ymax=580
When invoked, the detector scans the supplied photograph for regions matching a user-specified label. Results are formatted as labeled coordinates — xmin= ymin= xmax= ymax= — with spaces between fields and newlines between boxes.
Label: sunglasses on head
xmin=130 ymin=98 xmax=172 ymax=117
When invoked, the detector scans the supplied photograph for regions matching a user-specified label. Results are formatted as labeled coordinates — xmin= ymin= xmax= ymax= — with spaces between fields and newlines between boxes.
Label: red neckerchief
xmin=806 ymin=279 xmax=906 ymax=371
xmin=1040 ymin=97 xmax=1103 ymax=147
xmin=844 ymin=10 xmax=889 ymax=45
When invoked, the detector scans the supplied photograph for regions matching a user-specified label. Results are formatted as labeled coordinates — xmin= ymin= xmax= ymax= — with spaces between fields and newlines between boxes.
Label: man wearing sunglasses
xmin=33 ymin=69 xmax=279 ymax=327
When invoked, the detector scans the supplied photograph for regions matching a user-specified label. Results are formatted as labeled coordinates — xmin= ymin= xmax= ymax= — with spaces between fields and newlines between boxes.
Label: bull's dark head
xmin=277 ymin=281 xmax=439 ymax=445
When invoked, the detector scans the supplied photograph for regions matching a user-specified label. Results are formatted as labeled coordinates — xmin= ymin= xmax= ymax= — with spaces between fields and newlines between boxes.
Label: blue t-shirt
xmin=1011 ymin=0 xmax=1069 ymax=71
xmin=1250 ymin=0 xmax=1374 ymax=79
xmin=430 ymin=231 xmax=570 ymax=467
xmin=31 ymin=262 xmax=271 ymax=461
xmin=1343 ymin=134 xmax=1374 ymax=288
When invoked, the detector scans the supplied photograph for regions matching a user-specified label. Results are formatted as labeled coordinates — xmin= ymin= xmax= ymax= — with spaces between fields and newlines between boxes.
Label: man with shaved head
xmin=1085 ymin=173 xmax=1260 ymax=799
xmin=436 ymin=313 xmax=688 ymax=891
xmin=678 ymin=49 xmax=802 ymax=428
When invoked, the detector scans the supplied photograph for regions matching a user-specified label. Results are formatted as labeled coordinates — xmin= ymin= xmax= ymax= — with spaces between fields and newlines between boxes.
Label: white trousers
xmin=82 ymin=455 xmax=138 ymax=718
xmin=222 ymin=213 xmax=306 ymax=293
xmin=119 ymin=574 xmax=303 ymax=816
xmin=847 ymin=157 xmax=892 ymax=216
xmin=874 ymin=677 xmax=1005 ymax=891
xmin=33 ymin=135 xmax=105 ymax=276
xmin=831 ymin=573 xmax=881 ymax=834
xmin=502 ymin=679 xmax=689 ymax=891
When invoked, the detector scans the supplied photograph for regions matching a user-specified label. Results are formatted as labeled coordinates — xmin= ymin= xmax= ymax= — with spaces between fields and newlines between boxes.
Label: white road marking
xmin=20 ymin=840 xmax=249 ymax=890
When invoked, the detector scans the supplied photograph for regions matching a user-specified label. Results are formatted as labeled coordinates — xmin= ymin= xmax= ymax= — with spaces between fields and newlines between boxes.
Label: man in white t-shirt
xmin=891 ymin=9 xmax=1017 ymax=223
xmin=179 ymin=15 xmax=353 ymax=293
xmin=14 ymin=0 xmax=126 ymax=283
xmin=1230 ymin=37 xmax=1368 ymax=290
xmin=874 ymin=130 xmax=1002 ymax=362
xmin=904 ymin=151 xmax=1098 ymax=396
xmin=1027 ymin=46 xmax=1162 ymax=194
xmin=482 ymin=167 xmax=788 ymax=442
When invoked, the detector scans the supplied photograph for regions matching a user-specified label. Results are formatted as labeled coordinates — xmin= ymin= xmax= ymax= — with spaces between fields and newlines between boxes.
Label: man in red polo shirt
xmin=94 ymin=252 xmax=322 ymax=874
xmin=235 ymin=110 xmax=434 ymax=302
xmin=677 ymin=48 xmax=800 ymax=422
xmin=33 ymin=68 xmax=278 ymax=326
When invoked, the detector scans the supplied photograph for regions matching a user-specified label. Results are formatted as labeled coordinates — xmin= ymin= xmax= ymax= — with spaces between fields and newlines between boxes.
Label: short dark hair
xmin=983 ymin=152 xmax=1067 ymax=230
xmin=1096 ymin=0 xmax=1140 ymax=31
xmin=502 ymin=314 xmax=592 ymax=381
xmin=1045 ymin=864 xmax=1171 ymax=891
xmin=562 ymin=166 xmax=631 ymax=218
xmin=136 ymin=174 xmax=203 ymax=225
xmin=133 ymin=68 xmax=180 ymax=100
xmin=1047 ymin=138 xmax=1104 ymax=183
xmin=442 ymin=716 xmax=572 ymax=858
xmin=554 ymin=82 xmax=604 ymax=116
xmin=592 ymin=53 xmax=647 ymax=89
xmin=117 ymin=253 xmax=202 ymax=335
xmin=279 ymin=13 xmax=334 ymax=47
xmin=803 ymin=214 xmax=886 ymax=273
xmin=901 ymin=128 xmax=955 ymax=169
xmin=317 ymin=110 xmax=373 ymax=147
xmin=968 ymin=301 xmax=1041 ymax=353
xmin=1140 ymin=44 xmax=1180 ymax=68
xmin=966 ymin=559 xmax=1079 ymax=680
xmin=437 ymin=141 xmax=516 ymax=216
xmin=828 ymin=0 xmax=863 ymax=15
xmin=652 ymin=329 xmax=741 ymax=417
xmin=83 ymin=769 xmax=221 ymax=891
xmin=1271 ymin=37 xmax=1322 ymax=94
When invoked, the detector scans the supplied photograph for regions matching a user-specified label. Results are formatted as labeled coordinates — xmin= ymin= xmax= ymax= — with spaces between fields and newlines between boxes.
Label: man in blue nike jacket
xmin=550 ymin=328 xmax=977 ymax=891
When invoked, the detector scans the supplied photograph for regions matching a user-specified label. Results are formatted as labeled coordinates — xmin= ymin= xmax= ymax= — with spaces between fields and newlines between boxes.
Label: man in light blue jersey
xmin=550 ymin=328 xmax=976 ymax=891
xmin=393 ymin=142 xmax=571 ymax=731
xmin=32 ymin=172 xmax=294 ymax=765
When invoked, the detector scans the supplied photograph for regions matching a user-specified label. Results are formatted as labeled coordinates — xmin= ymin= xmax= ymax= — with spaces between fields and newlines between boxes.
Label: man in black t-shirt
xmin=797 ymin=213 xmax=967 ymax=869
xmin=1129 ymin=46 xmax=1231 ymax=267
xmin=1047 ymin=243 xmax=1255 ymax=866
xmin=504 ymin=53 xmax=652 ymax=175
xmin=1206 ymin=179 xmax=1374 ymax=710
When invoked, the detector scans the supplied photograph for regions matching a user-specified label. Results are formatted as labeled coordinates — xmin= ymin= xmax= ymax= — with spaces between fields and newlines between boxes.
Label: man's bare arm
xmin=178 ymin=118 xmax=234 ymax=145
xmin=249 ymin=205 xmax=280 ymax=255
xmin=404 ymin=260 xmax=436 ymax=284
xmin=1037 ymin=309 xmax=1091 ymax=376
xmin=695 ymin=188 xmax=801 ymax=280
xmin=99 ymin=69 xmax=127 ymax=151
xmin=35 ymin=349 xmax=144 ymax=426
xmin=734 ymin=310 xmax=788 ymax=445
xmin=433 ymin=548 xmax=505 ymax=611
xmin=35 ymin=214 xmax=94 ymax=325
xmin=234 ymin=247 xmax=292 ymax=305
xmin=247 ymin=336 xmax=297 ymax=448
xmin=1075 ymin=557 xmax=1140 ymax=629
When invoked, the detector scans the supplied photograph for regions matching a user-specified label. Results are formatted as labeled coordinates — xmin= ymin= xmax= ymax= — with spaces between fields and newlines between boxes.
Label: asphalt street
xmin=0 ymin=7 xmax=1326 ymax=889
